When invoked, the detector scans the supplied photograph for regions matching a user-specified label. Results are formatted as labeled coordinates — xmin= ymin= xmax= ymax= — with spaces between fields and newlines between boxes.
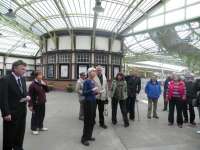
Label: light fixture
xmin=22 ymin=43 xmax=27 ymax=48
xmin=4 ymin=8 xmax=16 ymax=19
xmin=93 ymin=0 xmax=104 ymax=13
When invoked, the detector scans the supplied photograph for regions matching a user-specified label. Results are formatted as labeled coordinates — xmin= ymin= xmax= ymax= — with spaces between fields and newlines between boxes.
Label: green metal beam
xmin=0 ymin=14 xmax=39 ymax=44
xmin=123 ymin=17 xmax=200 ymax=37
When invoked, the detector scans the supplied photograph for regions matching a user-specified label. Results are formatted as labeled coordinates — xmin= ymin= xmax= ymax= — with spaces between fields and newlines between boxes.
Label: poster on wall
xmin=60 ymin=65 xmax=68 ymax=78
xmin=101 ymin=66 xmax=106 ymax=75
xmin=114 ymin=66 xmax=120 ymax=78
xmin=78 ymin=65 xmax=87 ymax=77
xmin=47 ymin=65 xmax=54 ymax=78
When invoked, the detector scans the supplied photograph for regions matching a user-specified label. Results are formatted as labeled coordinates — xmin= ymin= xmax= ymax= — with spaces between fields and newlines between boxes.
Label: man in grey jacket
xmin=75 ymin=72 xmax=86 ymax=120
xmin=94 ymin=66 xmax=109 ymax=129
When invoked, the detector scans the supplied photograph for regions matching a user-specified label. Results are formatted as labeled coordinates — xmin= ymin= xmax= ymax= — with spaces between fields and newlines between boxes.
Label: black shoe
xmin=153 ymin=116 xmax=159 ymax=119
xmin=100 ymin=124 xmax=107 ymax=129
xmin=112 ymin=120 xmax=117 ymax=125
xmin=184 ymin=120 xmax=188 ymax=123
xmin=190 ymin=122 xmax=196 ymax=126
xmin=79 ymin=116 xmax=84 ymax=121
xmin=88 ymin=137 xmax=95 ymax=141
xmin=81 ymin=140 xmax=89 ymax=146
xmin=129 ymin=117 xmax=135 ymax=121
xmin=124 ymin=122 xmax=129 ymax=128
xmin=147 ymin=116 xmax=151 ymax=119
xmin=168 ymin=123 xmax=173 ymax=126
xmin=178 ymin=124 xmax=183 ymax=128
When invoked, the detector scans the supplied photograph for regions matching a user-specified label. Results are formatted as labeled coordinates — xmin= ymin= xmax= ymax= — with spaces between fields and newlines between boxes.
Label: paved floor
xmin=0 ymin=90 xmax=200 ymax=150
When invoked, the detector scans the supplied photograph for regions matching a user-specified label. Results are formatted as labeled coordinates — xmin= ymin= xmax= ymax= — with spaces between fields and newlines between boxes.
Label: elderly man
xmin=182 ymin=73 xmax=196 ymax=125
xmin=0 ymin=60 xmax=30 ymax=150
xmin=94 ymin=65 xmax=109 ymax=129
xmin=125 ymin=70 xmax=141 ymax=121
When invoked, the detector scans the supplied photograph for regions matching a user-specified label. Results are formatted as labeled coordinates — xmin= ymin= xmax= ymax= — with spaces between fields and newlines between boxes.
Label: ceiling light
xmin=22 ymin=43 xmax=27 ymax=48
xmin=93 ymin=0 xmax=104 ymax=13
xmin=4 ymin=8 xmax=16 ymax=19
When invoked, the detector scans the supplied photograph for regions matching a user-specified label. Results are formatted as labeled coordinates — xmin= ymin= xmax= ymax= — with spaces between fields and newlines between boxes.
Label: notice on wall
xmin=114 ymin=66 xmax=119 ymax=78
xmin=60 ymin=65 xmax=68 ymax=78
xmin=47 ymin=65 xmax=54 ymax=78
xmin=79 ymin=65 xmax=87 ymax=77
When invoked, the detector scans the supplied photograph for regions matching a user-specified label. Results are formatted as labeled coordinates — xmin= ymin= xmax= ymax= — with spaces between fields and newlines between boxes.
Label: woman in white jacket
xmin=75 ymin=72 xmax=86 ymax=120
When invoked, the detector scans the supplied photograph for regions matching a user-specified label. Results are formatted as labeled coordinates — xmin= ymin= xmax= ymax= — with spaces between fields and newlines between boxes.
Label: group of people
xmin=76 ymin=68 xmax=200 ymax=146
xmin=76 ymin=66 xmax=141 ymax=146
xmin=163 ymin=73 xmax=200 ymax=128
xmin=144 ymin=72 xmax=200 ymax=129
xmin=1 ymin=60 xmax=200 ymax=149
xmin=0 ymin=60 xmax=49 ymax=150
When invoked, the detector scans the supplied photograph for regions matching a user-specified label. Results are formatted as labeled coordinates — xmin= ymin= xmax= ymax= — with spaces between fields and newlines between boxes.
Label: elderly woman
xmin=81 ymin=68 xmax=99 ymax=146
xmin=28 ymin=71 xmax=49 ymax=135
xmin=145 ymin=75 xmax=161 ymax=119
xmin=75 ymin=72 xmax=86 ymax=120
xmin=111 ymin=72 xmax=129 ymax=127
xmin=166 ymin=73 xmax=186 ymax=128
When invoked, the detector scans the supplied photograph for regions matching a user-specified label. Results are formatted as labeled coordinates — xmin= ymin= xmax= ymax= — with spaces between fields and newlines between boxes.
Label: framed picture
xmin=78 ymin=65 xmax=88 ymax=78
xmin=60 ymin=65 xmax=69 ymax=78
xmin=47 ymin=65 xmax=54 ymax=78
xmin=113 ymin=66 xmax=120 ymax=78
xmin=24 ymin=70 xmax=33 ymax=77
xmin=100 ymin=65 xmax=107 ymax=78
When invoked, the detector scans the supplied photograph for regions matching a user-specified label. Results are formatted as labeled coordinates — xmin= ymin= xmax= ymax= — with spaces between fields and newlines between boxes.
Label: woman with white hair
xmin=166 ymin=73 xmax=186 ymax=128
xmin=81 ymin=67 xmax=99 ymax=146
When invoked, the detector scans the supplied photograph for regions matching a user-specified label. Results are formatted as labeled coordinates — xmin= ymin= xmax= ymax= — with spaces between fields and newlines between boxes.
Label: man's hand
xmin=3 ymin=114 xmax=11 ymax=121
xmin=41 ymin=80 xmax=47 ymax=86
xmin=26 ymin=96 xmax=31 ymax=101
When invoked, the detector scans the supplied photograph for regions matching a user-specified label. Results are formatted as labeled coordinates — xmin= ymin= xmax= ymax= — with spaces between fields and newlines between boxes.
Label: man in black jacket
xmin=125 ymin=71 xmax=141 ymax=120
xmin=0 ymin=60 xmax=29 ymax=150
xmin=182 ymin=74 xmax=196 ymax=125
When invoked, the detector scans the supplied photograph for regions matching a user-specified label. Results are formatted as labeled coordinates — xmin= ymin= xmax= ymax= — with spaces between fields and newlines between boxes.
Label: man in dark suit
xmin=0 ymin=60 xmax=30 ymax=150
xmin=125 ymin=70 xmax=141 ymax=121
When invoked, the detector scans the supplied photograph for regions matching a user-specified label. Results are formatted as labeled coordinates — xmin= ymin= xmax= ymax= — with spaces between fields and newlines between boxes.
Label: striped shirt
xmin=172 ymin=82 xmax=182 ymax=97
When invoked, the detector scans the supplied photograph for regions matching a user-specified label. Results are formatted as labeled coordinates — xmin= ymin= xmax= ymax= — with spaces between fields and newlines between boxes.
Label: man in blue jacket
xmin=145 ymin=75 xmax=162 ymax=119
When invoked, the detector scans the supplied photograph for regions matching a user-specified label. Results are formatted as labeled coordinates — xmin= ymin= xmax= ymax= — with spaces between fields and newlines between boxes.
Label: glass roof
xmin=0 ymin=0 xmax=161 ymax=35
xmin=124 ymin=0 xmax=200 ymax=35
xmin=124 ymin=32 xmax=161 ymax=53
xmin=0 ymin=24 xmax=39 ymax=56
xmin=0 ymin=0 xmax=200 ymax=56
xmin=175 ymin=22 xmax=200 ymax=50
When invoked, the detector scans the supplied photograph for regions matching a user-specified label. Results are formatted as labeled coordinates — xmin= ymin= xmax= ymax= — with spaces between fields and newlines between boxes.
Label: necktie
xmin=17 ymin=78 xmax=23 ymax=93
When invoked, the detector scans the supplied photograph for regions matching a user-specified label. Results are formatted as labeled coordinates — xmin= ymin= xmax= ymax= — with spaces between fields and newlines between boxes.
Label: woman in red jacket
xmin=166 ymin=73 xmax=186 ymax=128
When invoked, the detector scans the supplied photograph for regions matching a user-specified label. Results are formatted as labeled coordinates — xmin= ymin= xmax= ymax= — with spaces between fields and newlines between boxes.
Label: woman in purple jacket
xmin=28 ymin=71 xmax=49 ymax=135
